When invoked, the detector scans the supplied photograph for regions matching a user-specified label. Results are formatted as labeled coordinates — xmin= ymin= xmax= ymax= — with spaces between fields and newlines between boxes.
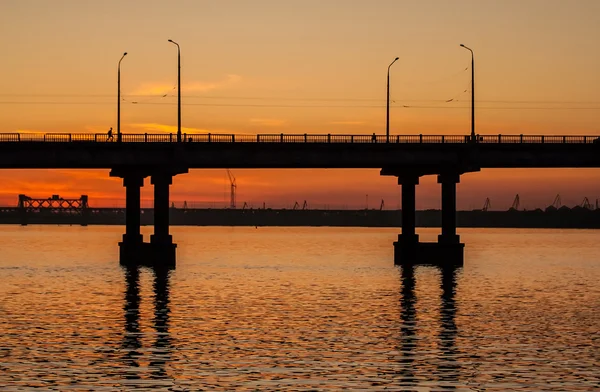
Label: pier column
xmin=438 ymin=173 xmax=460 ymax=244
xmin=393 ymin=175 xmax=420 ymax=265
xmin=150 ymin=174 xmax=173 ymax=245
xmin=399 ymin=176 xmax=419 ymax=244
xmin=123 ymin=174 xmax=144 ymax=245
xmin=110 ymin=169 xmax=148 ymax=265
xmin=149 ymin=173 xmax=178 ymax=268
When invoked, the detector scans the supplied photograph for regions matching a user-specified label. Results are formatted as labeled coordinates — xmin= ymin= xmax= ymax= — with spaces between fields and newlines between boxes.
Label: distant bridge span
xmin=1 ymin=132 xmax=599 ymax=267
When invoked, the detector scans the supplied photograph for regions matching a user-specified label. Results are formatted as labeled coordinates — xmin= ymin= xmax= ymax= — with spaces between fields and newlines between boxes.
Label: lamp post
xmin=386 ymin=57 xmax=399 ymax=143
xmin=117 ymin=52 xmax=127 ymax=142
xmin=460 ymin=44 xmax=475 ymax=142
xmin=168 ymin=39 xmax=181 ymax=142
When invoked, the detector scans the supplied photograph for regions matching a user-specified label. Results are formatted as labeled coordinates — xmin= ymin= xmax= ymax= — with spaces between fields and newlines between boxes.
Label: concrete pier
xmin=115 ymin=172 xmax=146 ymax=265
xmin=393 ymin=173 xmax=464 ymax=267
xmin=438 ymin=173 xmax=460 ymax=244
xmin=111 ymin=168 xmax=186 ymax=268
xmin=149 ymin=173 xmax=176 ymax=268
xmin=394 ymin=175 xmax=420 ymax=262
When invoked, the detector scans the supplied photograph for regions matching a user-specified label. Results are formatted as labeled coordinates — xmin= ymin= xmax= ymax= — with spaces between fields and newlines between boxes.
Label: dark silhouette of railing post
xmin=438 ymin=173 xmax=460 ymax=244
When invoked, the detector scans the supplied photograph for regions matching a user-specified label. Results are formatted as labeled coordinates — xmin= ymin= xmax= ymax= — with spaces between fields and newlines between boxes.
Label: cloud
xmin=329 ymin=121 xmax=366 ymax=125
xmin=249 ymin=118 xmax=287 ymax=127
xmin=131 ymin=74 xmax=242 ymax=96
xmin=130 ymin=123 xmax=217 ymax=134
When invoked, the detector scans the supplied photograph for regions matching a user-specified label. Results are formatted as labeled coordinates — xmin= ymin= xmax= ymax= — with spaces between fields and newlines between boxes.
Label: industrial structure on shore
xmin=4 ymin=194 xmax=599 ymax=229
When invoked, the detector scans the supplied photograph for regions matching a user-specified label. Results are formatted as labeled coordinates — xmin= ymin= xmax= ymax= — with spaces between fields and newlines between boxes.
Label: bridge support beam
xmin=150 ymin=173 xmax=176 ymax=268
xmin=438 ymin=173 xmax=460 ymax=244
xmin=394 ymin=176 xmax=420 ymax=264
xmin=436 ymin=173 xmax=464 ymax=265
xmin=111 ymin=171 xmax=147 ymax=265
xmin=399 ymin=175 xmax=420 ymax=243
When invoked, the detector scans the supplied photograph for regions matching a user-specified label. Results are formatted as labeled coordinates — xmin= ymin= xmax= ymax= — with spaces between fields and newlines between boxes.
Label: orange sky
xmin=1 ymin=0 xmax=599 ymax=210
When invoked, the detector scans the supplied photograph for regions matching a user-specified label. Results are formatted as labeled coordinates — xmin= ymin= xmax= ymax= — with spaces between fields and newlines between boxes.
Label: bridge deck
xmin=0 ymin=133 xmax=599 ymax=170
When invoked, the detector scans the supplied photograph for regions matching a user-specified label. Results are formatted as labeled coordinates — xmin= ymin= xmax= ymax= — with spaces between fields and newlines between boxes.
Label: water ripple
xmin=0 ymin=227 xmax=598 ymax=390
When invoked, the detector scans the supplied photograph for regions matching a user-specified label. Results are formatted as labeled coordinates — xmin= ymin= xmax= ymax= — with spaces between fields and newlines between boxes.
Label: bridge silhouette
xmin=2 ymin=132 xmax=599 ymax=267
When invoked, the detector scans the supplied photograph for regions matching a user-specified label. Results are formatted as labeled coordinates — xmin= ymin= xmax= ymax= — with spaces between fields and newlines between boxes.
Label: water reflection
xmin=438 ymin=265 xmax=461 ymax=387
xmin=149 ymin=266 xmax=172 ymax=380
xmin=122 ymin=265 xmax=173 ymax=382
xmin=122 ymin=265 xmax=142 ymax=379
xmin=398 ymin=265 xmax=417 ymax=386
xmin=398 ymin=265 xmax=461 ymax=388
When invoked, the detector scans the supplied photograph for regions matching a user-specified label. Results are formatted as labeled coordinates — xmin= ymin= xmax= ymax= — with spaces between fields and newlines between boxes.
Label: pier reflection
xmin=438 ymin=265 xmax=461 ymax=386
xmin=122 ymin=264 xmax=173 ymax=382
xmin=398 ymin=265 xmax=417 ymax=386
xmin=397 ymin=264 xmax=461 ymax=387
xmin=149 ymin=265 xmax=172 ymax=380
xmin=122 ymin=265 xmax=142 ymax=379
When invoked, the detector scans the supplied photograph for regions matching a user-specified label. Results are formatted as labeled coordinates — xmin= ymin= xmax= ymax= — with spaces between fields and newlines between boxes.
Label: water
xmin=0 ymin=226 xmax=598 ymax=390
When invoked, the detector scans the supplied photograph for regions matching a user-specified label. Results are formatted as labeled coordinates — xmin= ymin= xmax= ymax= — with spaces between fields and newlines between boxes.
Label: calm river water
xmin=0 ymin=226 xmax=598 ymax=390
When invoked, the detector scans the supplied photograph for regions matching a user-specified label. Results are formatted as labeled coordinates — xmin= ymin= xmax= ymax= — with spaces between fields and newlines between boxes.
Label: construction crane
xmin=510 ymin=194 xmax=520 ymax=211
xmin=482 ymin=197 xmax=491 ymax=212
xmin=293 ymin=200 xmax=308 ymax=210
xmin=581 ymin=197 xmax=592 ymax=209
xmin=226 ymin=169 xmax=236 ymax=209
xmin=551 ymin=194 xmax=561 ymax=209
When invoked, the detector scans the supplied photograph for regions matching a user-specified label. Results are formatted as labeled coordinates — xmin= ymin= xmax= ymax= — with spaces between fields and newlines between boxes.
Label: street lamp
xmin=168 ymin=39 xmax=181 ymax=142
xmin=460 ymin=44 xmax=475 ymax=142
xmin=386 ymin=57 xmax=399 ymax=143
xmin=117 ymin=52 xmax=127 ymax=142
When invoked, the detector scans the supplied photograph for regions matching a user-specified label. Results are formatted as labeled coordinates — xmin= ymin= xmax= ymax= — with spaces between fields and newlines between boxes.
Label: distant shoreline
xmin=2 ymin=208 xmax=599 ymax=229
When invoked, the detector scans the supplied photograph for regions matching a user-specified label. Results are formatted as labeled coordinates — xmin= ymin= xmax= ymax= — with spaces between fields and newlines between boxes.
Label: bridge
xmin=1 ymin=132 xmax=599 ymax=267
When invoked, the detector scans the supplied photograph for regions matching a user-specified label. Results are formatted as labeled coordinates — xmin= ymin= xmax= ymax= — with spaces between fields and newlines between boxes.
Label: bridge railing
xmin=478 ymin=135 xmax=597 ymax=144
xmin=0 ymin=133 xmax=597 ymax=144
